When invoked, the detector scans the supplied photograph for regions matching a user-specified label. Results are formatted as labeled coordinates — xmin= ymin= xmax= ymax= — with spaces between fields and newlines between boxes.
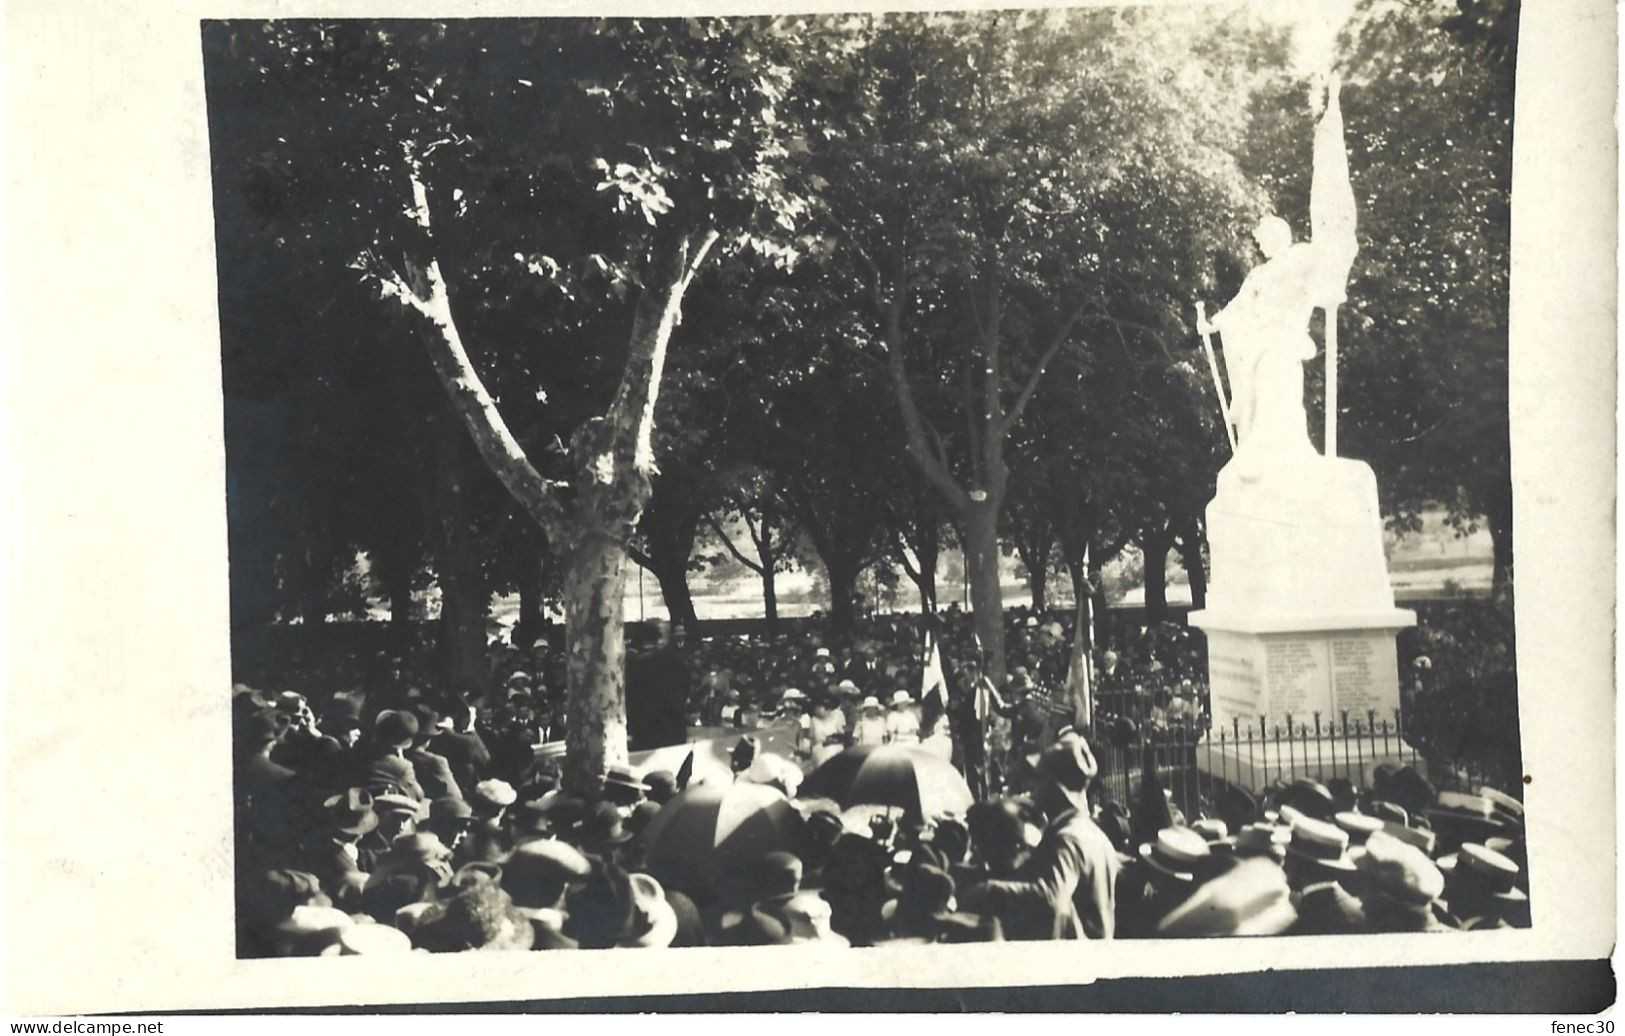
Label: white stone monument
xmin=1188 ymin=75 xmax=1415 ymax=791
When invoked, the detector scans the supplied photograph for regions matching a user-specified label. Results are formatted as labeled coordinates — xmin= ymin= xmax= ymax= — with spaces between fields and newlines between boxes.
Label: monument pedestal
xmin=1189 ymin=452 xmax=1415 ymax=792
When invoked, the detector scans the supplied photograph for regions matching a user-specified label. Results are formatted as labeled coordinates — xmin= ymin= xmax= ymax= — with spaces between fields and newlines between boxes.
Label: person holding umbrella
xmin=960 ymin=731 xmax=1121 ymax=939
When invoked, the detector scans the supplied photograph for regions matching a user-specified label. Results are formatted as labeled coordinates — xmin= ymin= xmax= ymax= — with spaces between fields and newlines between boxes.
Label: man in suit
xmin=626 ymin=619 xmax=689 ymax=751
xmin=405 ymin=701 xmax=464 ymax=801
xmin=360 ymin=710 xmax=427 ymax=802
xmin=962 ymin=732 xmax=1121 ymax=939
xmin=430 ymin=696 xmax=492 ymax=797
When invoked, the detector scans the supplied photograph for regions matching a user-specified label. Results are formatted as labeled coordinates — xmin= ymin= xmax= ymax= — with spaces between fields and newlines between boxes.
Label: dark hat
xmin=805 ymin=809 xmax=846 ymax=848
xmin=430 ymin=796 xmax=474 ymax=825
xmin=882 ymin=861 xmax=958 ymax=926
xmin=237 ymin=707 xmax=292 ymax=746
xmin=322 ymin=695 xmax=364 ymax=730
xmin=626 ymin=800 xmax=662 ymax=838
xmin=751 ymin=851 xmax=804 ymax=902
xmin=374 ymin=710 xmax=419 ymax=750
xmin=506 ymin=800 xmax=555 ymax=843
xmin=579 ymin=802 xmax=634 ymax=846
xmin=1383 ymin=766 xmax=1437 ymax=816
xmin=642 ymin=770 xmax=678 ymax=804
xmin=1326 ymin=778 xmax=1359 ymax=813
xmin=232 ymin=685 xmax=275 ymax=714
xmin=502 ymin=841 xmax=592 ymax=911
xmin=408 ymin=701 xmax=442 ymax=738
xmin=1278 ymin=778 xmax=1337 ymax=822
xmin=664 ymin=888 xmax=706 ymax=948
xmin=1107 ymin=715 xmax=1140 ymax=750
xmin=324 ymin=788 xmax=380 ymax=837
xmin=1214 ymin=785 xmax=1260 ymax=834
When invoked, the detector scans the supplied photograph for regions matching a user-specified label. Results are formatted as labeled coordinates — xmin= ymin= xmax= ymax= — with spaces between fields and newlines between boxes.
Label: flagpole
xmin=1325 ymin=305 xmax=1339 ymax=457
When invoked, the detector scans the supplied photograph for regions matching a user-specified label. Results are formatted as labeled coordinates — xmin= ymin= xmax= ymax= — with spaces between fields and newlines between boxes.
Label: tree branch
xmin=883 ymin=249 xmax=966 ymax=509
xmin=367 ymin=146 xmax=567 ymax=541
xmin=705 ymin=516 xmax=766 ymax=576
xmin=608 ymin=228 xmax=721 ymax=479
xmin=996 ymin=298 xmax=1091 ymax=440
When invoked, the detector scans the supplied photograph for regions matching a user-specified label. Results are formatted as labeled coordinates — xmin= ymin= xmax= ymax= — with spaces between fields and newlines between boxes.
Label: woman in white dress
xmin=884 ymin=690 xmax=921 ymax=745
xmin=807 ymin=695 xmax=848 ymax=767
xmin=852 ymin=697 xmax=889 ymax=747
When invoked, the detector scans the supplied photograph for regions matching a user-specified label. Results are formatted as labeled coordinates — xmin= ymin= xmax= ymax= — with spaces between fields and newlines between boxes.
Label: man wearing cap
xmin=1284 ymin=816 xmax=1367 ymax=935
xmin=360 ymin=710 xmax=428 ymax=802
xmin=502 ymin=840 xmax=594 ymax=949
xmin=962 ymin=732 xmax=1120 ymax=939
xmin=1357 ymin=831 xmax=1452 ymax=933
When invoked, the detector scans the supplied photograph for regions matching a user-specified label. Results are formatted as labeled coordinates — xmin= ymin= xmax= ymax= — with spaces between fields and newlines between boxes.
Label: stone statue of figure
xmin=1199 ymin=74 xmax=1357 ymax=478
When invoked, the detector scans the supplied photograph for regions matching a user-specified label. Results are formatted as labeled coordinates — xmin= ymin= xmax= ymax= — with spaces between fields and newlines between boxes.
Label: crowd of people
xmin=233 ymin=605 xmax=1529 ymax=956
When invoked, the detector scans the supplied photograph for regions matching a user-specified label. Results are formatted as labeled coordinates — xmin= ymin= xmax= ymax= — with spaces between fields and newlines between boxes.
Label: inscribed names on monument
xmin=1330 ymin=633 xmax=1400 ymax=720
xmin=1207 ymin=634 xmax=1264 ymax=718
xmin=1264 ymin=637 xmax=1330 ymax=718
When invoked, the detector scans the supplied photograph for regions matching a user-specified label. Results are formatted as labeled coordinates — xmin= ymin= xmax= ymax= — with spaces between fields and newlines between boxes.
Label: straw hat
xmin=1285 ymin=816 xmax=1358 ymax=873
xmin=1138 ymin=827 xmax=1211 ymax=883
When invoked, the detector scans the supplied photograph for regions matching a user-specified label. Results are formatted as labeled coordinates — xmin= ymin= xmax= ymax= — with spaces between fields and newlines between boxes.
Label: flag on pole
xmin=1310 ymin=73 xmax=1358 ymax=302
xmin=1065 ymin=545 xmax=1095 ymax=731
xmin=921 ymin=627 xmax=948 ymax=709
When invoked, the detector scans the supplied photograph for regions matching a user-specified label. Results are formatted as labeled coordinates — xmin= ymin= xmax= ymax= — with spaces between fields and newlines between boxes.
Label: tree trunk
xmin=1179 ymin=518 xmax=1208 ymax=611
xmin=1025 ymin=548 xmax=1049 ymax=615
xmin=431 ymin=428 xmax=491 ymax=700
xmin=654 ymin=561 xmax=699 ymax=631
xmin=1142 ymin=525 xmax=1172 ymax=625
xmin=961 ymin=498 xmax=1008 ymax=684
xmin=514 ymin=545 xmax=545 ymax=651
xmin=296 ymin=546 xmax=332 ymax=627
xmin=827 ymin=558 xmax=860 ymax=632
xmin=1486 ymin=500 xmax=1513 ymax=593
xmin=1089 ymin=544 xmax=1111 ymax=650
xmin=386 ymin=559 xmax=415 ymax=638
xmin=760 ymin=562 xmax=779 ymax=631
xmin=384 ymin=162 xmax=718 ymax=791
xmin=562 ymin=528 xmax=631 ymax=795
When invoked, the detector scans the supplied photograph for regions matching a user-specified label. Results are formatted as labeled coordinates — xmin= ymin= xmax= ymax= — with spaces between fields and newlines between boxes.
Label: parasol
xmin=640 ymin=780 xmax=801 ymax=877
xmin=800 ymin=744 xmax=974 ymax=821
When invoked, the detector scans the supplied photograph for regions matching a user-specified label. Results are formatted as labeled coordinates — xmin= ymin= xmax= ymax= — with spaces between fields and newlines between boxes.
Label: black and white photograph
xmin=1 ymin=0 xmax=1616 ymax=1018
xmin=209 ymin=0 xmax=1530 ymax=955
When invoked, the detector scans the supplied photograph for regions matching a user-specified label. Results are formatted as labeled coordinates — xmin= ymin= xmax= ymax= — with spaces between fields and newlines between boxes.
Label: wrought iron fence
xmin=1082 ymin=707 xmax=1478 ymax=821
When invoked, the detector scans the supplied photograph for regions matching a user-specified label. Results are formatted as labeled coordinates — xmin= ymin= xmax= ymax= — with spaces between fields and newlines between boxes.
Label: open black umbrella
xmin=800 ymin=744 xmax=974 ymax=821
